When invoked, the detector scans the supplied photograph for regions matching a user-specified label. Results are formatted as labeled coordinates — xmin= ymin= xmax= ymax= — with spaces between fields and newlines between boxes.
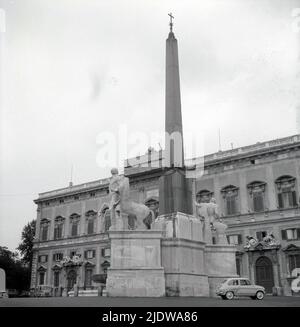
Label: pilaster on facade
xmin=30 ymin=250 xmax=38 ymax=290
xmin=238 ymin=172 xmax=248 ymax=215
xmin=266 ymin=165 xmax=277 ymax=210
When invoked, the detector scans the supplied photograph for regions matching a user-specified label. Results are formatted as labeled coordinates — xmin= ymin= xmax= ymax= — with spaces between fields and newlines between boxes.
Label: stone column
xmin=238 ymin=173 xmax=248 ymax=214
xmin=35 ymin=205 xmax=42 ymax=240
xmin=64 ymin=205 xmax=70 ymax=238
xmin=50 ymin=207 xmax=55 ymax=240
xmin=271 ymin=250 xmax=281 ymax=289
xmin=248 ymin=252 xmax=255 ymax=284
xmin=30 ymin=250 xmax=39 ymax=290
xmin=95 ymin=247 xmax=100 ymax=274
xmin=266 ymin=166 xmax=277 ymax=210
xmin=213 ymin=178 xmax=222 ymax=214
xmin=80 ymin=201 xmax=87 ymax=236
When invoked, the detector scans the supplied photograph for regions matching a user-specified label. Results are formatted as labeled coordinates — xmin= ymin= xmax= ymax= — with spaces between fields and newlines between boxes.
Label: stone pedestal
xmin=205 ymin=244 xmax=238 ymax=297
xmin=153 ymin=213 xmax=237 ymax=297
xmin=162 ymin=238 xmax=209 ymax=296
xmin=106 ymin=230 xmax=165 ymax=297
xmin=154 ymin=212 xmax=209 ymax=296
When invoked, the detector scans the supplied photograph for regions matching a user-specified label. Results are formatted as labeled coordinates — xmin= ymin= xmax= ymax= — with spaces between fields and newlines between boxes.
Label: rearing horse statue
xmin=111 ymin=169 xmax=153 ymax=230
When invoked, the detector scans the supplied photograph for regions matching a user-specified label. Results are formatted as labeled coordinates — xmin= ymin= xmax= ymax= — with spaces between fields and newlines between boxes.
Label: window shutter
xmin=297 ymin=228 xmax=300 ymax=240
xmin=84 ymin=251 xmax=87 ymax=259
xmin=281 ymin=229 xmax=287 ymax=240
xmin=238 ymin=234 xmax=242 ymax=244
xmin=292 ymin=191 xmax=297 ymax=206
xmin=93 ymin=250 xmax=96 ymax=258
xmin=53 ymin=254 xmax=56 ymax=261
xmin=278 ymin=193 xmax=283 ymax=208
xmin=101 ymin=248 xmax=105 ymax=256
xmin=38 ymin=256 xmax=41 ymax=263
xmin=45 ymin=255 xmax=48 ymax=262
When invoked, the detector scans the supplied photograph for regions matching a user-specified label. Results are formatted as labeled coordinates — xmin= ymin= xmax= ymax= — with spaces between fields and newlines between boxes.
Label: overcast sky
xmin=0 ymin=0 xmax=299 ymax=251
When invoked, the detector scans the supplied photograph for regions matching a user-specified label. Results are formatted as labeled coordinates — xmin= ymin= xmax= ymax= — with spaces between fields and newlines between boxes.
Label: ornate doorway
xmin=255 ymin=256 xmax=274 ymax=293
xmin=67 ymin=269 xmax=77 ymax=291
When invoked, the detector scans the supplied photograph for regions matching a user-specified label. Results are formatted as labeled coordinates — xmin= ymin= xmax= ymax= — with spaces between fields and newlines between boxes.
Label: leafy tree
xmin=0 ymin=220 xmax=36 ymax=295
xmin=17 ymin=219 xmax=36 ymax=270
xmin=0 ymin=246 xmax=30 ymax=292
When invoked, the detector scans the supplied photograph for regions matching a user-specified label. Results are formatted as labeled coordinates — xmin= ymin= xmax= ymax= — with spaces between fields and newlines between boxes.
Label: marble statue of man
xmin=195 ymin=200 xmax=213 ymax=244
xmin=109 ymin=168 xmax=122 ymax=228
xmin=195 ymin=198 xmax=228 ymax=245
xmin=206 ymin=198 xmax=220 ymax=224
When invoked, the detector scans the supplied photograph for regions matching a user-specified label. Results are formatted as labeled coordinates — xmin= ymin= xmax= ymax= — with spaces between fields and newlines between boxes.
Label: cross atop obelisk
xmin=168 ymin=13 xmax=174 ymax=32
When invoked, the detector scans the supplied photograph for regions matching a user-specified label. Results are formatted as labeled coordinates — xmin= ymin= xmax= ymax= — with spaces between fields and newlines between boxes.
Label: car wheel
xmin=256 ymin=291 xmax=264 ymax=300
xmin=225 ymin=291 xmax=234 ymax=300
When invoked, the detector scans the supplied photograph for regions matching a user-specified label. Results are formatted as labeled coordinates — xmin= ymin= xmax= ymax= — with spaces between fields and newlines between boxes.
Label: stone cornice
xmin=226 ymin=215 xmax=300 ymax=228
xmin=33 ymin=234 xmax=110 ymax=250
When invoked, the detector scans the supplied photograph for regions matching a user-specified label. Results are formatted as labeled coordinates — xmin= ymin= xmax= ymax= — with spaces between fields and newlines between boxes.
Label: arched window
xmin=54 ymin=216 xmax=65 ymax=240
xmin=196 ymin=190 xmax=213 ymax=203
xmin=247 ymin=181 xmax=266 ymax=212
xmin=104 ymin=210 xmax=111 ymax=232
xmin=69 ymin=213 xmax=80 ymax=237
xmin=221 ymin=185 xmax=239 ymax=215
xmin=99 ymin=204 xmax=111 ymax=232
xmin=40 ymin=219 xmax=50 ymax=241
xmin=275 ymin=175 xmax=297 ymax=209
xmin=85 ymin=210 xmax=97 ymax=235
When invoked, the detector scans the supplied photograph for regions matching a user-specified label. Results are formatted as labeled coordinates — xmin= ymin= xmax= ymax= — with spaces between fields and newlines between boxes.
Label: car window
xmin=228 ymin=279 xmax=239 ymax=285
xmin=240 ymin=279 xmax=251 ymax=285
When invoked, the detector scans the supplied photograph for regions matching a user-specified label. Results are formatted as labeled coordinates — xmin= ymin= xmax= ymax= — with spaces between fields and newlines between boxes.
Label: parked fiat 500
xmin=216 ymin=278 xmax=265 ymax=300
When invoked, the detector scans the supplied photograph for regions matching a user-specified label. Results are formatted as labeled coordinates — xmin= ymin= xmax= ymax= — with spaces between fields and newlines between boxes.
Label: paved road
xmin=0 ymin=295 xmax=299 ymax=307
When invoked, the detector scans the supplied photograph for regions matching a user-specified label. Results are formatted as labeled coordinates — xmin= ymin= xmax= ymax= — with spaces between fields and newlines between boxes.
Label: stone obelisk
xmin=159 ymin=14 xmax=193 ymax=215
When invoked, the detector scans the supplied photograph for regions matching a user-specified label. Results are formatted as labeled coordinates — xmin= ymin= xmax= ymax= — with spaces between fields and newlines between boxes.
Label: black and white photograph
xmin=0 ymin=0 xmax=300 ymax=316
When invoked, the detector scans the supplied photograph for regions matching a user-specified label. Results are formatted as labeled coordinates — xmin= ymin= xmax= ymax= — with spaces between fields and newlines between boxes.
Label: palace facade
xmin=30 ymin=134 xmax=300 ymax=297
